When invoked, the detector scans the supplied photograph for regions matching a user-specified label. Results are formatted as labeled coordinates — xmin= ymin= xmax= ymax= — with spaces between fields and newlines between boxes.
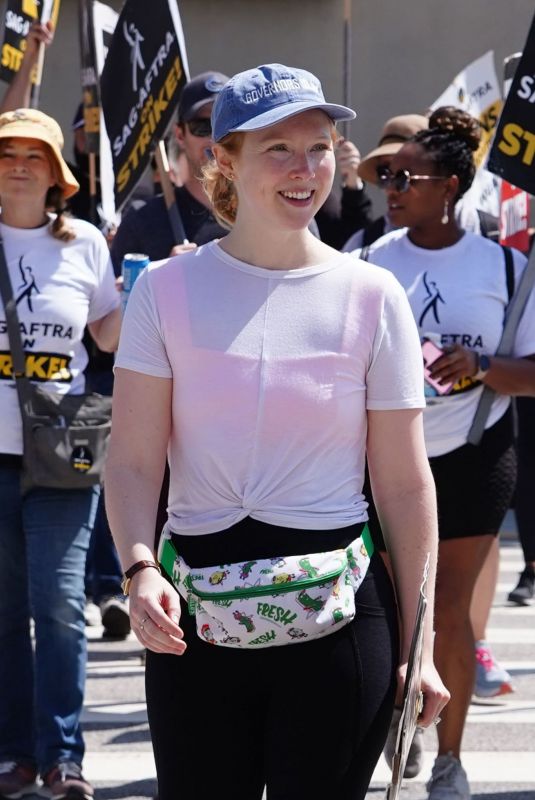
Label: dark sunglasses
xmin=186 ymin=118 xmax=212 ymax=138
xmin=378 ymin=168 xmax=446 ymax=193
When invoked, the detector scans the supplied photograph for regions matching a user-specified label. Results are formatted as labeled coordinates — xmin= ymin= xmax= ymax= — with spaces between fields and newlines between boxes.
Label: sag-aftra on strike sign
xmin=100 ymin=0 xmax=189 ymax=210
xmin=488 ymin=11 xmax=535 ymax=196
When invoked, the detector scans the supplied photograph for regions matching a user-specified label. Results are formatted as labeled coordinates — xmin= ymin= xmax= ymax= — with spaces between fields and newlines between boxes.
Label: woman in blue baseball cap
xmin=106 ymin=64 xmax=448 ymax=800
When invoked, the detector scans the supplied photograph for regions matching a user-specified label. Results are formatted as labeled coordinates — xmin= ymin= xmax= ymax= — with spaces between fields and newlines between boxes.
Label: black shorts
xmin=366 ymin=405 xmax=516 ymax=547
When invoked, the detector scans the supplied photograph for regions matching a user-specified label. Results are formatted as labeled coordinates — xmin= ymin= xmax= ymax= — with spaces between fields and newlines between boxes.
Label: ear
xmin=445 ymin=174 xmax=460 ymax=203
xmin=212 ymin=144 xmax=236 ymax=180
xmin=175 ymin=123 xmax=186 ymax=148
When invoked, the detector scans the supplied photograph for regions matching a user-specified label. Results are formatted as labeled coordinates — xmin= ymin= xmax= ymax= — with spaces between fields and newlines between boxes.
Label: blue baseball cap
xmin=212 ymin=63 xmax=356 ymax=142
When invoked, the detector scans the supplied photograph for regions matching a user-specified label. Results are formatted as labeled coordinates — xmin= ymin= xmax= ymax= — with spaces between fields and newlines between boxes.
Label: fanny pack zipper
xmin=185 ymin=563 xmax=346 ymax=615
xmin=190 ymin=563 xmax=346 ymax=601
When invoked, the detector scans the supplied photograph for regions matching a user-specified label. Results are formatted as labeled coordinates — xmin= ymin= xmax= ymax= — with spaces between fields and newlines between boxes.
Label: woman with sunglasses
xmin=106 ymin=64 xmax=448 ymax=800
xmin=352 ymin=105 xmax=535 ymax=800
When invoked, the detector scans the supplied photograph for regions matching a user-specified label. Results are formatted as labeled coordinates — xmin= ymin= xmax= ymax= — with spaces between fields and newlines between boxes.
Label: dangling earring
xmin=441 ymin=199 xmax=449 ymax=225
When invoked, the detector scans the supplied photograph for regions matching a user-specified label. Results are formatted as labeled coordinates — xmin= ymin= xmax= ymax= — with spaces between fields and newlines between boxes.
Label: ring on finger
xmin=140 ymin=616 xmax=148 ymax=631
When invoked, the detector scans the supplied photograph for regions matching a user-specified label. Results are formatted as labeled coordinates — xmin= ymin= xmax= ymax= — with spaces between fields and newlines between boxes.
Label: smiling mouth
xmin=280 ymin=189 xmax=314 ymax=201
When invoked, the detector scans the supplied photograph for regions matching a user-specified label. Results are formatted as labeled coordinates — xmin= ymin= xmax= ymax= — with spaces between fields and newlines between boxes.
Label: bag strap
xmin=504 ymin=245 xmax=515 ymax=303
xmin=0 ymin=232 xmax=33 ymax=408
xmin=467 ymin=244 xmax=535 ymax=446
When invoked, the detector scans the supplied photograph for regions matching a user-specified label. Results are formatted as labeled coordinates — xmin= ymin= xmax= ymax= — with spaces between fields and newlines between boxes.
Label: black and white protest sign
xmin=0 ymin=0 xmax=60 ymax=85
xmin=100 ymin=0 xmax=189 ymax=210
xmin=488 ymin=11 xmax=535 ymax=196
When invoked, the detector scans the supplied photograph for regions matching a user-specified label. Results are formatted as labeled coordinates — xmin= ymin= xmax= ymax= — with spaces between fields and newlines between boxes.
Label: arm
xmin=0 ymin=22 xmax=53 ymax=112
xmin=429 ymin=346 xmax=535 ymax=396
xmin=87 ymin=305 xmax=122 ymax=352
xmin=367 ymin=407 xmax=450 ymax=726
xmin=110 ymin=211 xmax=142 ymax=276
xmin=105 ymin=367 xmax=185 ymax=655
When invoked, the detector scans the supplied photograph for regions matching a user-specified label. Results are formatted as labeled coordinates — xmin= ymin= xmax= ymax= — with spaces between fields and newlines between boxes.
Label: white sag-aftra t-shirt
xmin=0 ymin=218 xmax=120 ymax=455
xmin=355 ymin=229 xmax=535 ymax=457
xmin=115 ymin=241 xmax=425 ymax=535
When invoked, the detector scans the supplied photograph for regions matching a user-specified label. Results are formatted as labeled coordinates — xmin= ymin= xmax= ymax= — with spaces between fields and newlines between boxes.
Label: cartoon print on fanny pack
xmin=232 ymin=610 xmax=255 ymax=633
xmin=209 ymin=569 xmax=230 ymax=586
xmin=296 ymin=589 xmax=325 ymax=616
xmin=298 ymin=557 xmax=319 ymax=579
xmin=272 ymin=572 xmax=296 ymax=585
xmin=201 ymin=621 xmax=240 ymax=645
xmin=239 ymin=561 xmax=257 ymax=581
xmin=287 ymin=627 xmax=308 ymax=639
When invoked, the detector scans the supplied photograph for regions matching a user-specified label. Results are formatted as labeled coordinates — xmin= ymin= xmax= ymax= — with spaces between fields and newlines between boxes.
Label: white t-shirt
xmin=342 ymin=196 xmax=482 ymax=253
xmin=115 ymin=240 xmax=425 ymax=535
xmin=352 ymin=229 xmax=535 ymax=457
xmin=0 ymin=218 xmax=120 ymax=455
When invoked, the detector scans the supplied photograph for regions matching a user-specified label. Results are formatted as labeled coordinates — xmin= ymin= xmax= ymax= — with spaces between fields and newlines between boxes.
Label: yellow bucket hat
xmin=0 ymin=108 xmax=80 ymax=198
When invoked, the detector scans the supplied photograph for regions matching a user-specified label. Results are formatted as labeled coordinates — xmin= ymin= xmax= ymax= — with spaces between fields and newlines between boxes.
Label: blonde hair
xmin=201 ymin=132 xmax=244 ymax=229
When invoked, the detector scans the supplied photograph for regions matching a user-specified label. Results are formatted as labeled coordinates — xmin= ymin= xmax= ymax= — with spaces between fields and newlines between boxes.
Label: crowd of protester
xmin=0 ymin=20 xmax=533 ymax=800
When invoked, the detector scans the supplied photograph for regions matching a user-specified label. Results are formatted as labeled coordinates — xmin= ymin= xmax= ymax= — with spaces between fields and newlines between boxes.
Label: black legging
xmin=146 ymin=517 xmax=399 ymax=800
xmin=515 ymin=398 xmax=535 ymax=562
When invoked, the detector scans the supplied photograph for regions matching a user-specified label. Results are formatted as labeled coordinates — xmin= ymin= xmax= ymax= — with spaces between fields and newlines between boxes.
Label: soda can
xmin=121 ymin=253 xmax=149 ymax=310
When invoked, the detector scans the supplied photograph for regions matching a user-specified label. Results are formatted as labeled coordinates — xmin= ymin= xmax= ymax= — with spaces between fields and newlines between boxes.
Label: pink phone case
xmin=422 ymin=340 xmax=453 ymax=395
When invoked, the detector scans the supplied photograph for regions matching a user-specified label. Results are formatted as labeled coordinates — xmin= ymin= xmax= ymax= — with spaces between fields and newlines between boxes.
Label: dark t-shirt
xmin=110 ymin=186 xmax=227 ymax=275
xmin=315 ymin=186 xmax=373 ymax=249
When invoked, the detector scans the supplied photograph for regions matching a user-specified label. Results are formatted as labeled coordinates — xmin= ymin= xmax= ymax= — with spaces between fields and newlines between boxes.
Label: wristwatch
xmin=474 ymin=353 xmax=491 ymax=382
xmin=121 ymin=560 xmax=161 ymax=596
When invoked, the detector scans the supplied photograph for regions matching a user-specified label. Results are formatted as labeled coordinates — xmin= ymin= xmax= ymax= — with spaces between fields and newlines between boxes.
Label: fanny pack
xmin=158 ymin=524 xmax=374 ymax=649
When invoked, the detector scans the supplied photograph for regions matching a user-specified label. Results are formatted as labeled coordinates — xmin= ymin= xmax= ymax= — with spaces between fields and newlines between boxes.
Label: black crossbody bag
xmin=0 ymin=233 xmax=112 ymax=494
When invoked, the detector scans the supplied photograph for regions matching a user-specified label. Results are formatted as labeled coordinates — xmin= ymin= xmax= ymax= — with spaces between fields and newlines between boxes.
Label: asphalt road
xmin=24 ymin=514 xmax=535 ymax=799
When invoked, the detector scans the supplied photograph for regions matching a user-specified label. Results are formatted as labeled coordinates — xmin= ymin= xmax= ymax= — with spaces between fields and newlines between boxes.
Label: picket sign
xmin=100 ymin=0 xmax=190 ymax=217
xmin=431 ymin=51 xmax=503 ymax=220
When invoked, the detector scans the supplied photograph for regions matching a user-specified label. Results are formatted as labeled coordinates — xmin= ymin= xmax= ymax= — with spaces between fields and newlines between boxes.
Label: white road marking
xmin=79 ymin=751 xmax=535 ymax=784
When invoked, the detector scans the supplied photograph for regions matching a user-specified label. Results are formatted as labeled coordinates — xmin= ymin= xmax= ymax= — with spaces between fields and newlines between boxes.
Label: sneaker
xmin=474 ymin=641 xmax=514 ymax=698
xmin=83 ymin=600 xmax=101 ymax=627
xmin=42 ymin=761 xmax=93 ymax=800
xmin=383 ymin=707 xmax=424 ymax=778
xmin=507 ymin=566 xmax=535 ymax=606
xmin=427 ymin=753 xmax=470 ymax=800
xmin=99 ymin=595 xmax=131 ymax=639
xmin=0 ymin=761 xmax=38 ymax=799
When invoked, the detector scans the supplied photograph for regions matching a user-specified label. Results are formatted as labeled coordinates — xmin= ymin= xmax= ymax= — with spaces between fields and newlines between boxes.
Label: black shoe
xmin=507 ymin=566 xmax=535 ymax=605
xmin=99 ymin=595 xmax=131 ymax=638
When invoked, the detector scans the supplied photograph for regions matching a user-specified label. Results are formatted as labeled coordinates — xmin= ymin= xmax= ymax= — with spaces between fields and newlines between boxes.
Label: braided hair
xmin=412 ymin=106 xmax=481 ymax=201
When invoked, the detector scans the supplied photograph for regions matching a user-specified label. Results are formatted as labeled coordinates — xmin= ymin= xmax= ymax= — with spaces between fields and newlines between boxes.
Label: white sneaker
xmin=84 ymin=601 xmax=101 ymax=627
xmin=427 ymin=753 xmax=470 ymax=800
xmin=383 ymin=707 xmax=424 ymax=778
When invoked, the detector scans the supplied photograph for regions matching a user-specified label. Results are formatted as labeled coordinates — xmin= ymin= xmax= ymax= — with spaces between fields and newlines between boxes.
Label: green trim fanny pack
xmin=158 ymin=525 xmax=374 ymax=649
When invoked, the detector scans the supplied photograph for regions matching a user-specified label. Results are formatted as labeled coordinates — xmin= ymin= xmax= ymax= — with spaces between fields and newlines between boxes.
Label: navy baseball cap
xmin=178 ymin=71 xmax=229 ymax=122
xmin=212 ymin=64 xmax=356 ymax=143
